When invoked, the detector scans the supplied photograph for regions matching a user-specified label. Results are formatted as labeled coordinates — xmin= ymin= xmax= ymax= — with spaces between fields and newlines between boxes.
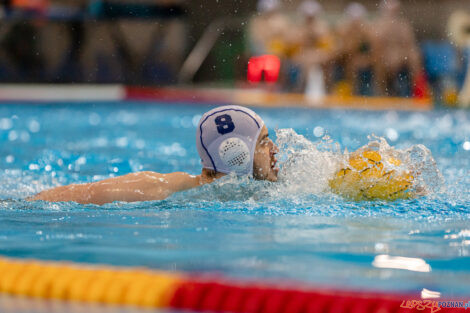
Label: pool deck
xmin=0 ymin=84 xmax=433 ymax=111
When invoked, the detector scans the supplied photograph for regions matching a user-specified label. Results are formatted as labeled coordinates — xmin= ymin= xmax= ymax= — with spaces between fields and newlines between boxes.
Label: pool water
xmin=0 ymin=102 xmax=469 ymax=306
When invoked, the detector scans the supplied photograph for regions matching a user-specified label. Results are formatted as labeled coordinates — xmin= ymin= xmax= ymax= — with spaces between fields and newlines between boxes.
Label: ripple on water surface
xmin=0 ymin=103 xmax=469 ymax=298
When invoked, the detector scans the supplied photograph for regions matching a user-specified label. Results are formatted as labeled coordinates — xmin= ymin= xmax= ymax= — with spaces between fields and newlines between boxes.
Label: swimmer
xmin=29 ymin=105 xmax=279 ymax=205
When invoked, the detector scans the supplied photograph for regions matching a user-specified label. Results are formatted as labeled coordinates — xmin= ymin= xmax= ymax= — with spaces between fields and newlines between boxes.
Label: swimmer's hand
xmin=28 ymin=171 xmax=202 ymax=205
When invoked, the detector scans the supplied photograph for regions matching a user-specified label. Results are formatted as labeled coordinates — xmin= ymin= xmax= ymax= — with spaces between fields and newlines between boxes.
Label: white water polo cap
xmin=196 ymin=105 xmax=265 ymax=175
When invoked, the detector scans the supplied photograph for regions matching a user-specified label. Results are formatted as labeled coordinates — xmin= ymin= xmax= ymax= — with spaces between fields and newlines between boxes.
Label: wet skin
xmin=253 ymin=125 xmax=280 ymax=182
xmin=30 ymin=125 xmax=279 ymax=205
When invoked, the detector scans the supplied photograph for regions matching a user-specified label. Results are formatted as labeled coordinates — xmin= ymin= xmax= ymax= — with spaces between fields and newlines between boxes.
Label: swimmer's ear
xmin=209 ymin=169 xmax=218 ymax=178
xmin=203 ymin=169 xmax=218 ymax=178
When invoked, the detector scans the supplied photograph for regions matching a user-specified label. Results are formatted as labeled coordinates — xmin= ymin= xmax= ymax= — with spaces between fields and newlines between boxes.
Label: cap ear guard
xmin=218 ymin=138 xmax=251 ymax=173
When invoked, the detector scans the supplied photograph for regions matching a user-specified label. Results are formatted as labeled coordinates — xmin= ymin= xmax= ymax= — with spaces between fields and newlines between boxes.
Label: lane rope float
xmin=0 ymin=257 xmax=465 ymax=312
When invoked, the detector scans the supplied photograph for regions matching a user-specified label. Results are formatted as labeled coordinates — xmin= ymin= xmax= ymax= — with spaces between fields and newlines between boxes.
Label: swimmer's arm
xmin=29 ymin=171 xmax=202 ymax=205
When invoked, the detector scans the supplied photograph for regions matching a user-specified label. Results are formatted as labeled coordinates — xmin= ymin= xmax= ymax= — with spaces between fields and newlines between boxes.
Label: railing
xmin=178 ymin=17 xmax=246 ymax=84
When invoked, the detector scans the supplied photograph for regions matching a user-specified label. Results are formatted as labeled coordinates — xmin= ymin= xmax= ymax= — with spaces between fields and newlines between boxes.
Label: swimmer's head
xmin=196 ymin=105 xmax=279 ymax=182
xmin=257 ymin=0 xmax=280 ymax=14
xmin=298 ymin=0 xmax=323 ymax=18
xmin=380 ymin=0 xmax=401 ymax=15
xmin=345 ymin=2 xmax=367 ymax=21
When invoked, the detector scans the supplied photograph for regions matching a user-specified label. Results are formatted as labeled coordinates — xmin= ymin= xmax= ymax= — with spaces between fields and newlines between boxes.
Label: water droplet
xmin=0 ymin=118 xmax=13 ymax=130
xmin=29 ymin=164 xmax=39 ymax=170
xmin=28 ymin=120 xmax=40 ymax=132
xmin=375 ymin=242 xmax=386 ymax=251
xmin=463 ymin=141 xmax=470 ymax=151
xmin=76 ymin=157 xmax=87 ymax=165
xmin=89 ymin=113 xmax=101 ymax=126
xmin=8 ymin=131 xmax=18 ymax=141
xmin=135 ymin=139 xmax=145 ymax=149
xmin=385 ymin=128 xmax=399 ymax=141
xmin=20 ymin=131 xmax=30 ymax=142
xmin=116 ymin=137 xmax=129 ymax=147
xmin=313 ymin=126 xmax=324 ymax=137
xmin=192 ymin=114 xmax=202 ymax=127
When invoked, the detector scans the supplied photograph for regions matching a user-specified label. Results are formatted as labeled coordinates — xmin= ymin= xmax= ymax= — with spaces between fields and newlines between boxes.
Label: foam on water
xmin=176 ymin=128 xmax=444 ymax=205
xmin=275 ymin=128 xmax=342 ymax=195
xmin=1 ymin=126 xmax=460 ymax=223
xmin=276 ymin=129 xmax=444 ymax=198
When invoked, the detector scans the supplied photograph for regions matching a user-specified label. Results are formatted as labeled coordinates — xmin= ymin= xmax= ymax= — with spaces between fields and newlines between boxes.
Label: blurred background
xmin=0 ymin=0 xmax=469 ymax=105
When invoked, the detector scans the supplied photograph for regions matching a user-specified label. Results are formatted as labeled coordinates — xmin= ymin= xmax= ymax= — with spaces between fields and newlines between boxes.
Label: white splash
xmin=274 ymin=128 xmax=343 ymax=195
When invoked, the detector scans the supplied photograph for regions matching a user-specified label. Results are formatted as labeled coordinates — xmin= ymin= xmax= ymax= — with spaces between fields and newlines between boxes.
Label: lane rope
xmin=0 ymin=257 xmax=465 ymax=312
xmin=0 ymin=257 xmax=181 ymax=308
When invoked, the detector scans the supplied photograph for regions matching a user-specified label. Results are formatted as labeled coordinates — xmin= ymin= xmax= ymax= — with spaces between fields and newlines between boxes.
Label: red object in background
xmin=413 ymin=71 xmax=431 ymax=99
xmin=247 ymin=55 xmax=281 ymax=84
xmin=13 ymin=0 xmax=49 ymax=10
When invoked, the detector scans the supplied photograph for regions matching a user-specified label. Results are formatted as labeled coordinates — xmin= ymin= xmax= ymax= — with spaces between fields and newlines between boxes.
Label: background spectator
xmin=248 ymin=0 xmax=290 ymax=57
xmin=0 ymin=0 xmax=467 ymax=103
xmin=335 ymin=2 xmax=373 ymax=96
xmin=370 ymin=0 xmax=421 ymax=97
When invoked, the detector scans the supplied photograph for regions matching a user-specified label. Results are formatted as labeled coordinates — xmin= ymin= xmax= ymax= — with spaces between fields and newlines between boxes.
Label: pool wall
xmin=0 ymin=85 xmax=432 ymax=111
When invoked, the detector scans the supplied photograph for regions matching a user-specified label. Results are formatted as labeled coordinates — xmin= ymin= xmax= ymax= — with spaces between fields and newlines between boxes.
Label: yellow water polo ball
xmin=329 ymin=150 xmax=414 ymax=201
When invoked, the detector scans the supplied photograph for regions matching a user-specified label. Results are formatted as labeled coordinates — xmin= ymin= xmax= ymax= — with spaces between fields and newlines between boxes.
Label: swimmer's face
xmin=253 ymin=126 xmax=279 ymax=182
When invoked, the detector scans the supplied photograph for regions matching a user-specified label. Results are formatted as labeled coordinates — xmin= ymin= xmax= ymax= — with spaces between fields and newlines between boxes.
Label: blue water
xmin=0 ymin=102 xmax=469 ymax=310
